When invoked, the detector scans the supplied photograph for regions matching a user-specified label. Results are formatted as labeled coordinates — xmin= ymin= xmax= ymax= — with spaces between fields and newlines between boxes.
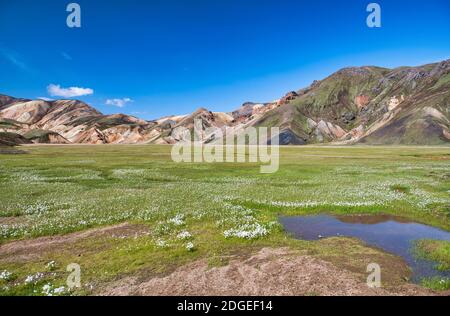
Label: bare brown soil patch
xmin=312 ymin=237 xmax=412 ymax=286
xmin=99 ymin=248 xmax=434 ymax=296
xmin=0 ymin=216 xmax=28 ymax=226
xmin=0 ymin=223 xmax=150 ymax=263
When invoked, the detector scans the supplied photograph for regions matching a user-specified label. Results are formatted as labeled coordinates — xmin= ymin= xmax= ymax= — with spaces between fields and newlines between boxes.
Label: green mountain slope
xmin=252 ymin=60 xmax=450 ymax=145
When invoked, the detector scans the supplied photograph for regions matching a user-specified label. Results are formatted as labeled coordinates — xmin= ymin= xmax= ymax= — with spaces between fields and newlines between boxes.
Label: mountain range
xmin=1 ymin=59 xmax=449 ymax=147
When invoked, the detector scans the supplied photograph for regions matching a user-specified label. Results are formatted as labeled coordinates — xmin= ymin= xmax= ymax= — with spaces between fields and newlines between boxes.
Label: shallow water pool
xmin=279 ymin=214 xmax=450 ymax=283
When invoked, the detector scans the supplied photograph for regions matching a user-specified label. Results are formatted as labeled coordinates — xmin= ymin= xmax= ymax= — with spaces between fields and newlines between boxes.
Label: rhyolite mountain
xmin=253 ymin=59 xmax=450 ymax=145
xmin=1 ymin=59 xmax=449 ymax=146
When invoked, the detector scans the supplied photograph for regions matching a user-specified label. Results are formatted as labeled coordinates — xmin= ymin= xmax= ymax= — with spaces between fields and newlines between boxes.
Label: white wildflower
xmin=177 ymin=231 xmax=192 ymax=240
xmin=25 ymin=272 xmax=44 ymax=284
xmin=0 ymin=270 xmax=12 ymax=281
xmin=46 ymin=261 xmax=57 ymax=271
xmin=186 ymin=242 xmax=195 ymax=251
xmin=155 ymin=239 xmax=168 ymax=248
xmin=169 ymin=214 xmax=185 ymax=226
xmin=224 ymin=223 xmax=268 ymax=239
xmin=41 ymin=283 xmax=66 ymax=296
xmin=53 ymin=286 xmax=66 ymax=294
xmin=42 ymin=284 xmax=53 ymax=296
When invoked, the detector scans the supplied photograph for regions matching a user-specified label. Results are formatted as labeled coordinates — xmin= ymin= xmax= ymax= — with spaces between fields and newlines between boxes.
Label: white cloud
xmin=106 ymin=98 xmax=133 ymax=108
xmin=47 ymin=84 xmax=94 ymax=98
xmin=37 ymin=97 xmax=54 ymax=101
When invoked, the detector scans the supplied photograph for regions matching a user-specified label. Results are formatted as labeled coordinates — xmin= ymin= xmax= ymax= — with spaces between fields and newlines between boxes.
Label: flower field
xmin=0 ymin=145 xmax=449 ymax=295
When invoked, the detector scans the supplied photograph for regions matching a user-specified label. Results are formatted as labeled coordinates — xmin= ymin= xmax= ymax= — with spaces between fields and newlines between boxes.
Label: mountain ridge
xmin=1 ymin=59 xmax=449 ymax=146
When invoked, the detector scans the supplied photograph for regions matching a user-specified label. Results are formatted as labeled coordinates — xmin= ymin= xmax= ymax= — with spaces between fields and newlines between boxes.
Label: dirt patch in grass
xmin=0 ymin=223 xmax=150 ymax=263
xmin=312 ymin=237 xmax=413 ymax=286
xmin=99 ymin=247 xmax=435 ymax=296
xmin=0 ymin=216 xmax=28 ymax=226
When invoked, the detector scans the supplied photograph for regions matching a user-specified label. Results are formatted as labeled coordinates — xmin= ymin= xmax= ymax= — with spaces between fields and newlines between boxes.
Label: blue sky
xmin=0 ymin=0 xmax=449 ymax=119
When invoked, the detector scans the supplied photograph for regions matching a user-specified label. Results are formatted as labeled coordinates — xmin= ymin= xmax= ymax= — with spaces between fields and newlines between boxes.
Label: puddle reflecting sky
xmin=279 ymin=214 xmax=450 ymax=282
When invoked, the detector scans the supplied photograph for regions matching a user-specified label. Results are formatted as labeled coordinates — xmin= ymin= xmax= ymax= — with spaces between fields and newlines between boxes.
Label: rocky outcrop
xmin=277 ymin=91 xmax=299 ymax=106
xmin=0 ymin=132 xmax=31 ymax=146
xmin=308 ymin=119 xmax=347 ymax=142
xmin=355 ymin=95 xmax=370 ymax=108
xmin=23 ymin=129 xmax=70 ymax=144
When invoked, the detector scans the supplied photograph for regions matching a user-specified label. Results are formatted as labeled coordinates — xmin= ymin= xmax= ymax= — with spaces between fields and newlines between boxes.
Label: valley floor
xmin=0 ymin=145 xmax=449 ymax=296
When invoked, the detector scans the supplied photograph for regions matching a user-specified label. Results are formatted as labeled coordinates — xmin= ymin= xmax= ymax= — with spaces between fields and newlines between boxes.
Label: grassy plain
xmin=0 ymin=145 xmax=449 ymax=295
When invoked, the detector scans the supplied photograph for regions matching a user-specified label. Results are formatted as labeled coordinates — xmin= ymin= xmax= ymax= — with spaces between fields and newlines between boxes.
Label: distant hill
xmin=1 ymin=59 xmax=449 ymax=146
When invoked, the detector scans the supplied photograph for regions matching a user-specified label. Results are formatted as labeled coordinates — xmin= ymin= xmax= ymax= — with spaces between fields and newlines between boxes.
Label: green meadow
xmin=0 ymin=145 xmax=449 ymax=295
